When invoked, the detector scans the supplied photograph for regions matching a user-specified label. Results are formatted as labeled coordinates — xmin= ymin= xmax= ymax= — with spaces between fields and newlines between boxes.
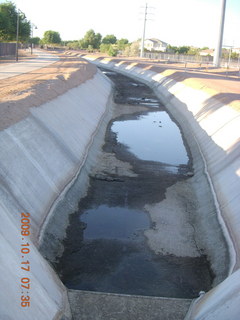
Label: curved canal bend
xmin=54 ymin=69 xmax=214 ymax=298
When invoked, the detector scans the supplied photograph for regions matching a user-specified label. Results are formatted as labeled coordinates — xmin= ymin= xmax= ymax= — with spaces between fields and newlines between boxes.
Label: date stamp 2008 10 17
xmin=20 ymin=212 xmax=31 ymax=308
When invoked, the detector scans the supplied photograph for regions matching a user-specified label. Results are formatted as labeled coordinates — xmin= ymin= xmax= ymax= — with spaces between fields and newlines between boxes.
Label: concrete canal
xmin=53 ymin=69 xmax=214 ymax=299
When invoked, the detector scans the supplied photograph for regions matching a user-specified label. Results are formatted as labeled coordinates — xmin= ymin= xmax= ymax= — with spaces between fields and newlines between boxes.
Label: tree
xmin=0 ymin=1 xmax=30 ymax=41
xmin=42 ymin=30 xmax=61 ymax=45
xmin=167 ymin=45 xmax=176 ymax=53
xmin=100 ymin=43 xmax=118 ymax=56
xmin=117 ymin=38 xmax=129 ymax=50
xmin=79 ymin=29 xmax=102 ymax=49
xmin=108 ymin=45 xmax=118 ymax=57
xmin=100 ymin=43 xmax=110 ymax=53
xmin=30 ymin=37 xmax=40 ymax=45
xmin=177 ymin=46 xmax=190 ymax=54
xmin=94 ymin=32 xmax=102 ymax=49
xmin=78 ymin=39 xmax=87 ymax=49
xmin=102 ymin=34 xmax=117 ymax=45
xmin=231 ymin=52 xmax=239 ymax=59
xmin=67 ymin=40 xmax=80 ymax=50
xmin=129 ymin=41 xmax=140 ymax=56
xmin=187 ymin=47 xmax=200 ymax=55
xmin=122 ymin=41 xmax=140 ymax=57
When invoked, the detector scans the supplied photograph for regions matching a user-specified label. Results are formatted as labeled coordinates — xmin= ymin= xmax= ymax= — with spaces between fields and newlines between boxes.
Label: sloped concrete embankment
xmin=0 ymin=69 xmax=112 ymax=319
xmin=84 ymin=55 xmax=240 ymax=320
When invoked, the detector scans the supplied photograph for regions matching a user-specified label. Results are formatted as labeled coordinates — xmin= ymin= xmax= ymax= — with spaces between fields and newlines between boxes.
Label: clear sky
xmin=3 ymin=0 xmax=240 ymax=48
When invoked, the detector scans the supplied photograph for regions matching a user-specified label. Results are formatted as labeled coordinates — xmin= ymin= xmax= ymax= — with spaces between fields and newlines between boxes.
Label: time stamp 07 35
xmin=20 ymin=212 xmax=31 ymax=307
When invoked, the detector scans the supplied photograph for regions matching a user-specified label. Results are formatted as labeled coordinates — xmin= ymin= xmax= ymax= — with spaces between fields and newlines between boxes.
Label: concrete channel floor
xmin=49 ymin=70 xmax=218 ymax=319
xmin=0 ymin=49 xmax=59 ymax=80
xmin=68 ymin=290 xmax=192 ymax=320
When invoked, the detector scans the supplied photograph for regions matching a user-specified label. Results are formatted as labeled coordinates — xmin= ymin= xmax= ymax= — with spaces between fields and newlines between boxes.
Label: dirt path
xmin=0 ymin=50 xmax=59 ymax=80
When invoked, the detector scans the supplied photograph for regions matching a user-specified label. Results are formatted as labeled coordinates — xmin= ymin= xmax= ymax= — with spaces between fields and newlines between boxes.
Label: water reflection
xmin=112 ymin=111 xmax=189 ymax=165
xmin=81 ymin=205 xmax=150 ymax=241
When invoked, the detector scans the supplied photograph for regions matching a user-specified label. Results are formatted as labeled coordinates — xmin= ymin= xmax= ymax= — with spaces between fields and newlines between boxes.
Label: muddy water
xmin=55 ymin=69 xmax=213 ymax=298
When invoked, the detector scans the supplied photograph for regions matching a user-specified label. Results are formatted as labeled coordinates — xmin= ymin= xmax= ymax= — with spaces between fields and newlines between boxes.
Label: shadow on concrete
xmin=195 ymin=93 xmax=240 ymax=121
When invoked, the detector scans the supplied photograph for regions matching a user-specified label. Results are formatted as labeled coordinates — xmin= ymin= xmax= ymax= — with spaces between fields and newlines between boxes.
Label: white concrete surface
xmin=84 ymin=56 xmax=240 ymax=320
xmin=0 ymin=70 xmax=112 ymax=319
xmin=0 ymin=50 xmax=59 ymax=80
xmin=186 ymin=269 xmax=240 ymax=320
xmin=0 ymin=51 xmax=238 ymax=318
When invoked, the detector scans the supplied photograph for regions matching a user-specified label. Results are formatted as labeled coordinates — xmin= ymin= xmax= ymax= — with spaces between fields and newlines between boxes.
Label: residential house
xmin=144 ymin=38 xmax=168 ymax=52
xmin=199 ymin=49 xmax=215 ymax=57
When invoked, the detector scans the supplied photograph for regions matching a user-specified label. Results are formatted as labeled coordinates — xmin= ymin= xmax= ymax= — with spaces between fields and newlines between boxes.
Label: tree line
xmin=2 ymin=1 xmax=237 ymax=59
xmin=167 ymin=45 xmax=239 ymax=59
xmin=0 ymin=2 xmax=30 ymax=42
xmin=66 ymin=29 xmax=135 ymax=57
xmin=0 ymin=2 xmax=134 ymax=56
xmin=0 ymin=2 xmax=61 ymax=46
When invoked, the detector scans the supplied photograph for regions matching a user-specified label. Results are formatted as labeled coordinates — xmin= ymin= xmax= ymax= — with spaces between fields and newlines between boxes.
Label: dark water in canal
xmin=55 ymin=69 xmax=213 ymax=298
xmin=111 ymin=111 xmax=189 ymax=166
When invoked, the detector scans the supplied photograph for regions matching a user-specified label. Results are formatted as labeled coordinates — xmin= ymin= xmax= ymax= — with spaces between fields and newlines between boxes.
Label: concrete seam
xmin=184 ymin=294 xmax=204 ymax=320
xmin=68 ymin=289 xmax=192 ymax=302
xmin=192 ymin=133 xmax=236 ymax=275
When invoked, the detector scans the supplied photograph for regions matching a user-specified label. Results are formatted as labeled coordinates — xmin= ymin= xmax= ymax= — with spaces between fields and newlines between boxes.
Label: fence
xmin=143 ymin=51 xmax=239 ymax=69
xmin=144 ymin=52 xmax=213 ymax=63
xmin=0 ymin=43 xmax=16 ymax=57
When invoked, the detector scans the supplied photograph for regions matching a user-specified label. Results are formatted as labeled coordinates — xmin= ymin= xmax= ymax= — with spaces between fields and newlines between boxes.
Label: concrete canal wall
xmin=0 ymin=69 xmax=112 ymax=319
xmin=0 ymin=51 xmax=239 ymax=319
xmin=84 ymin=55 xmax=240 ymax=320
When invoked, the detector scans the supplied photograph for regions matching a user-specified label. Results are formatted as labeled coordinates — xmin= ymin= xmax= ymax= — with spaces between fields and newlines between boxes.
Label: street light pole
xmin=213 ymin=0 xmax=227 ymax=67
xmin=15 ymin=10 xmax=20 ymax=62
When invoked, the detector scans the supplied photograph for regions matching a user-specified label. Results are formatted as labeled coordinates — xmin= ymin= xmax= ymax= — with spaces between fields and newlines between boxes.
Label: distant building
xmin=232 ymin=47 xmax=240 ymax=54
xmin=144 ymin=38 xmax=168 ymax=52
xmin=199 ymin=49 xmax=215 ymax=57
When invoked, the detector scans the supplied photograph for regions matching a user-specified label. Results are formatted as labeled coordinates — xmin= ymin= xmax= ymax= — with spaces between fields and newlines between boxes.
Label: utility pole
xmin=213 ymin=0 xmax=227 ymax=67
xmin=140 ymin=3 xmax=148 ymax=58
